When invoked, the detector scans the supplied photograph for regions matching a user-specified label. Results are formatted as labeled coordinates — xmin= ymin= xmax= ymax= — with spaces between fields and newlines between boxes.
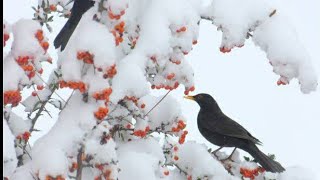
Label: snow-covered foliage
xmin=3 ymin=0 xmax=318 ymax=179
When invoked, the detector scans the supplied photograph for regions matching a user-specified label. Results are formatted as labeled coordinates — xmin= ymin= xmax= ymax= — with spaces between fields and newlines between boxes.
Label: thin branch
xmin=36 ymin=73 xmax=67 ymax=103
xmin=144 ymin=90 xmax=172 ymax=117
xmin=60 ymin=89 xmax=75 ymax=112
xmin=269 ymin=9 xmax=277 ymax=17
xmin=76 ymin=145 xmax=84 ymax=180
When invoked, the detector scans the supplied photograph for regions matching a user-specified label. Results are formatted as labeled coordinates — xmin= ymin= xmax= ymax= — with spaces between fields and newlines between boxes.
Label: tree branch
xmin=76 ymin=145 xmax=84 ymax=180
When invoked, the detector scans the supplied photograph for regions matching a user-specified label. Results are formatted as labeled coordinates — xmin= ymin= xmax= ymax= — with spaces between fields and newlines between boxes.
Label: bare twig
xmin=269 ymin=9 xmax=277 ymax=17
xmin=144 ymin=90 xmax=172 ymax=117
xmin=35 ymin=73 xmax=67 ymax=103
xmin=76 ymin=145 xmax=84 ymax=180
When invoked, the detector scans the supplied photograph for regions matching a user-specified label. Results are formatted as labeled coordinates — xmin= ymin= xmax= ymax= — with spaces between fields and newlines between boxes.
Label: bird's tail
xmin=54 ymin=0 xmax=94 ymax=51
xmin=54 ymin=15 xmax=81 ymax=50
xmin=245 ymin=143 xmax=285 ymax=173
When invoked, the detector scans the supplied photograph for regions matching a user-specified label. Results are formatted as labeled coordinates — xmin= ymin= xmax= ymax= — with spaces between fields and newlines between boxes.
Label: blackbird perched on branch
xmin=184 ymin=93 xmax=285 ymax=173
xmin=54 ymin=0 xmax=95 ymax=51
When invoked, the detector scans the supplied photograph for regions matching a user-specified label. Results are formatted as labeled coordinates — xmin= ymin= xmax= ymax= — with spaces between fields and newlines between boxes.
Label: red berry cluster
xmin=171 ymin=58 xmax=182 ymax=65
xmin=94 ymin=106 xmax=109 ymax=121
xmin=178 ymin=130 xmax=188 ymax=144
xmin=16 ymin=131 xmax=31 ymax=141
xmin=240 ymin=167 xmax=265 ymax=180
xmin=220 ymin=47 xmax=232 ymax=53
xmin=35 ymin=30 xmax=49 ymax=51
xmin=108 ymin=9 xmax=125 ymax=20
xmin=105 ymin=64 xmax=117 ymax=78
xmin=176 ymin=26 xmax=187 ymax=33
xmin=220 ymin=44 xmax=244 ymax=54
xmin=16 ymin=56 xmax=41 ymax=79
xmin=184 ymin=86 xmax=195 ymax=95
xmin=125 ymin=96 xmax=139 ymax=105
xmin=94 ymin=163 xmax=112 ymax=180
xmin=151 ymin=82 xmax=180 ymax=91
xmin=277 ymin=76 xmax=289 ymax=86
xmin=45 ymin=175 xmax=65 ymax=180
xmin=49 ymin=4 xmax=57 ymax=11
xmin=113 ymin=21 xmax=125 ymax=46
xmin=3 ymin=90 xmax=22 ymax=107
xmin=171 ymin=120 xmax=186 ymax=132
xmin=92 ymin=88 xmax=113 ymax=102
xmin=133 ymin=126 xmax=150 ymax=138
xmin=59 ymin=80 xmax=86 ymax=93
xmin=166 ymin=73 xmax=175 ymax=80
xmin=77 ymin=51 xmax=94 ymax=64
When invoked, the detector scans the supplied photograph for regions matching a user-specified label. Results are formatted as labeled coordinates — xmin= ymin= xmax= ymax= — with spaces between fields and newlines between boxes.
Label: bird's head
xmin=184 ymin=93 xmax=221 ymax=111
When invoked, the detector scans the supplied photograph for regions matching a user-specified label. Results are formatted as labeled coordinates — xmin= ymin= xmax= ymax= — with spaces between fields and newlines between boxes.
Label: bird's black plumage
xmin=54 ymin=0 xmax=95 ymax=51
xmin=185 ymin=93 xmax=285 ymax=173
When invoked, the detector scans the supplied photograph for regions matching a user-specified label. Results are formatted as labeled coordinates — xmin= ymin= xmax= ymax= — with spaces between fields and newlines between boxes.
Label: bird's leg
xmin=220 ymin=148 xmax=237 ymax=162
xmin=212 ymin=146 xmax=224 ymax=159
xmin=213 ymin=146 xmax=223 ymax=154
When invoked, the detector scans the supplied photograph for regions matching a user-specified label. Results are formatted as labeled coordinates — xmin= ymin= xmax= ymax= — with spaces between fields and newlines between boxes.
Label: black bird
xmin=54 ymin=0 xmax=95 ymax=51
xmin=184 ymin=93 xmax=285 ymax=173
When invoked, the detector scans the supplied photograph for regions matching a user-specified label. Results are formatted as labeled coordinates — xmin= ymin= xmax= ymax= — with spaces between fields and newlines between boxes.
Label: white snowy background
xmin=4 ymin=0 xmax=320 ymax=179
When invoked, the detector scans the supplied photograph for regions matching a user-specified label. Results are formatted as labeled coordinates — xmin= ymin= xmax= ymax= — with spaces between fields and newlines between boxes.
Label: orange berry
xmin=38 ymin=68 xmax=43 ymax=74
xmin=174 ymin=146 xmax=178 ymax=151
xmin=50 ymin=4 xmax=57 ymax=11
xmin=173 ymin=155 xmax=179 ymax=161
xmin=35 ymin=30 xmax=43 ymax=41
xmin=119 ymin=21 xmax=125 ymax=27
xmin=141 ymin=103 xmax=145 ymax=109
xmin=192 ymin=40 xmax=197 ymax=45
xmin=37 ymin=85 xmax=44 ymax=90
xmin=32 ymin=91 xmax=37 ymax=96
xmin=22 ymin=131 xmax=31 ymax=141
xmin=4 ymin=33 xmax=10 ymax=41
xmin=28 ymin=71 xmax=36 ymax=79
xmin=176 ymin=26 xmax=186 ymax=33
xmin=166 ymin=73 xmax=175 ymax=80
xmin=3 ymin=90 xmax=22 ymax=107
xmin=220 ymin=47 xmax=231 ymax=53
xmin=277 ymin=79 xmax=287 ymax=86
xmin=126 ymin=124 xmax=132 ymax=129
xmin=164 ymin=171 xmax=169 ymax=176
xmin=41 ymin=41 xmax=49 ymax=50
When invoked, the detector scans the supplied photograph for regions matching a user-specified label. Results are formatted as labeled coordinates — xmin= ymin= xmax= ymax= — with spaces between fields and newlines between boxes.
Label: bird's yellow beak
xmin=184 ymin=95 xmax=195 ymax=101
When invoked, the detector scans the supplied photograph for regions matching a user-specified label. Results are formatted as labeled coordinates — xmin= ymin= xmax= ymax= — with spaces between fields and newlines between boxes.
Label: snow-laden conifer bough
xmin=3 ymin=0 xmax=318 ymax=180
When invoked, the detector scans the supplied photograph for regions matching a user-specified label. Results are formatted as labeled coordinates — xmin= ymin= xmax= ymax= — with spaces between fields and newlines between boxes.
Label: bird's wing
xmin=204 ymin=114 xmax=262 ymax=145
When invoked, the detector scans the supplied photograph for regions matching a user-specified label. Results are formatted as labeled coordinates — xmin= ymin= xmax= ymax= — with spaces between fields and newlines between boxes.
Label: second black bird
xmin=184 ymin=93 xmax=285 ymax=173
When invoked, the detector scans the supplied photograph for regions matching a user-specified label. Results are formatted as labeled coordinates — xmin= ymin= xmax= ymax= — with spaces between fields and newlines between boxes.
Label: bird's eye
xmin=197 ymin=95 xmax=202 ymax=99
